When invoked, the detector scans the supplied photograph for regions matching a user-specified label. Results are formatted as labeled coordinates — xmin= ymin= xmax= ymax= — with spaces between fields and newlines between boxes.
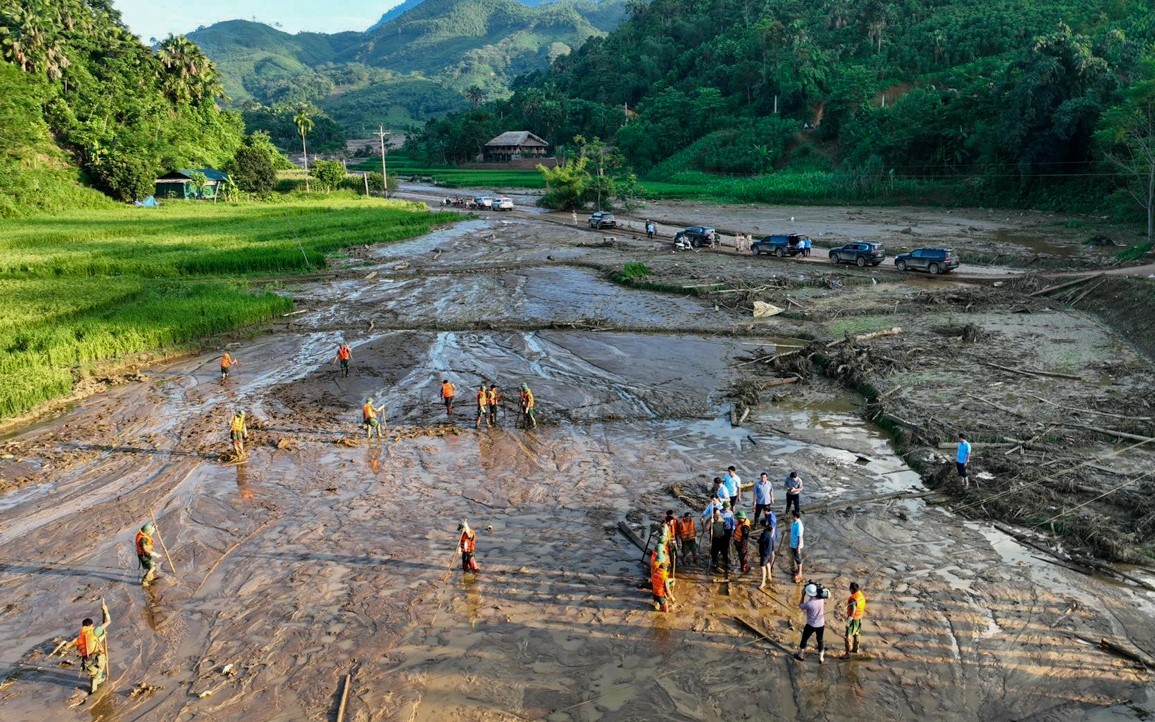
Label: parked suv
xmin=673 ymin=226 xmax=717 ymax=249
xmin=829 ymin=241 xmax=884 ymax=267
xmin=751 ymin=234 xmax=809 ymax=257
xmin=894 ymin=247 xmax=959 ymax=274
xmin=494 ymin=196 xmax=514 ymax=211
xmin=588 ymin=211 xmax=616 ymax=229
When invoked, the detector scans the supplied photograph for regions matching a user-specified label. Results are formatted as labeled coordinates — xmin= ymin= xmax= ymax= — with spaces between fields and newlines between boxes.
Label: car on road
xmin=472 ymin=196 xmax=493 ymax=209
xmin=894 ymin=247 xmax=959 ymax=274
xmin=673 ymin=226 xmax=717 ymax=249
xmin=751 ymin=234 xmax=809 ymax=257
xmin=494 ymin=196 xmax=514 ymax=211
xmin=588 ymin=211 xmax=617 ymax=229
xmin=829 ymin=241 xmax=885 ymax=267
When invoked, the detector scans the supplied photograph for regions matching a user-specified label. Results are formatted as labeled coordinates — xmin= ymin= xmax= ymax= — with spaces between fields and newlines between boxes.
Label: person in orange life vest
xmin=135 ymin=523 xmax=160 ymax=586
xmin=73 ymin=599 xmax=111 ymax=694
xmin=362 ymin=398 xmax=385 ymax=439
xmin=732 ymin=511 xmax=753 ymax=574
xmin=441 ymin=379 xmax=456 ymax=415
xmin=458 ymin=520 xmax=479 ymax=573
xmin=487 ymin=384 xmax=501 ymax=426
xmin=335 ymin=342 xmax=352 ymax=378
xmin=220 ymin=351 xmax=237 ymax=381
xmin=519 ymin=383 xmax=537 ymax=428
xmin=677 ymin=512 xmax=699 ymax=565
xmin=662 ymin=510 xmax=680 ymax=562
xmin=229 ymin=410 xmax=248 ymax=457
xmin=844 ymin=582 xmax=867 ymax=657
xmin=475 ymin=384 xmax=490 ymax=429
xmin=651 ymin=560 xmax=675 ymax=612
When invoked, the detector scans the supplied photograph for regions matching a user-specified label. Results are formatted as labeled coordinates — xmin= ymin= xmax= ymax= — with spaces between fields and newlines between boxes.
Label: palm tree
xmin=465 ymin=85 xmax=487 ymax=106
xmin=294 ymin=108 xmax=314 ymax=191
xmin=156 ymin=34 xmax=222 ymax=104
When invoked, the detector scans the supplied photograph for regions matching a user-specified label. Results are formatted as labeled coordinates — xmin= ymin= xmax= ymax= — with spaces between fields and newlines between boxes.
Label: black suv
xmin=751 ymin=234 xmax=809 ymax=257
xmin=829 ymin=242 xmax=884 ymax=267
xmin=894 ymin=248 xmax=960 ymax=274
xmin=588 ymin=212 xmax=616 ymax=229
xmin=673 ymin=226 xmax=717 ymax=249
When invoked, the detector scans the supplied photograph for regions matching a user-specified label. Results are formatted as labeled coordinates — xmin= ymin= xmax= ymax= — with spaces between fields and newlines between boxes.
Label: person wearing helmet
xmin=73 ymin=600 xmax=111 ymax=694
xmin=476 ymin=384 xmax=490 ymax=430
xmin=677 ymin=512 xmax=699 ymax=565
xmin=519 ymin=383 xmax=536 ymax=428
xmin=362 ymin=398 xmax=385 ymax=439
xmin=795 ymin=582 xmax=827 ymax=663
xmin=134 ymin=523 xmax=160 ymax=586
xmin=732 ymin=510 xmax=753 ymax=574
xmin=229 ymin=410 xmax=248 ymax=458
xmin=844 ymin=582 xmax=867 ymax=657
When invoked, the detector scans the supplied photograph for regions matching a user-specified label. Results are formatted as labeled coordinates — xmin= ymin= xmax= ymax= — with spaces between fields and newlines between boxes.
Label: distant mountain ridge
xmin=188 ymin=0 xmax=626 ymax=135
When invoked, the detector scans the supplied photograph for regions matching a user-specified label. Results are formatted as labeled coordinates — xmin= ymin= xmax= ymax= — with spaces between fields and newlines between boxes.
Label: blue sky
xmin=112 ymin=0 xmax=399 ymax=41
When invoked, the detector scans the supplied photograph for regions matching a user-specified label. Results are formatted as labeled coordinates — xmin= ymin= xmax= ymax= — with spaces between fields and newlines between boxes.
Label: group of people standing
xmin=647 ymin=465 xmax=867 ymax=664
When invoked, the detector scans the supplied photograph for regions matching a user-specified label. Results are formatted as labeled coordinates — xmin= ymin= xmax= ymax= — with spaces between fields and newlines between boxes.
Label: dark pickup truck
xmin=751 ymin=234 xmax=809 ymax=257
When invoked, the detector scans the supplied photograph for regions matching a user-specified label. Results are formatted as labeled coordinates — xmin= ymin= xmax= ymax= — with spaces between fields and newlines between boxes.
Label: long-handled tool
xmin=150 ymin=509 xmax=180 ymax=581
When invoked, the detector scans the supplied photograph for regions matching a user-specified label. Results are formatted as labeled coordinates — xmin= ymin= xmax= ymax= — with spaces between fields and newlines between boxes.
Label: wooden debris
xmin=1065 ymin=423 xmax=1155 ymax=445
xmin=979 ymin=361 xmax=1082 ymax=381
xmin=826 ymin=326 xmax=902 ymax=348
xmin=1029 ymin=274 xmax=1101 ymax=297
xmin=337 ymin=672 xmax=353 ymax=722
xmin=617 ymin=522 xmax=647 ymax=552
xmin=804 ymin=489 xmax=939 ymax=515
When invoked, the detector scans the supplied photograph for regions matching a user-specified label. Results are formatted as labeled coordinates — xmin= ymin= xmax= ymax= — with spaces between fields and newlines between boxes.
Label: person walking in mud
xmin=723 ymin=465 xmax=742 ymax=511
xmin=363 ymin=398 xmax=385 ymax=440
xmin=651 ymin=560 xmax=675 ymax=612
xmin=220 ymin=351 xmax=238 ymax=382
xmin=677 ymin=512 xmax=699 ymax=566
xmin=785 ymin=470 xmax=803 ymax=515
xmin=519 ymin=383 xmax=537 ymax=428
xmin=441 ymin=379 xmax=456 ymax=416
xmin=335 ymin=341 xmax=352 ymax=378
xmin=758 ymin=512 xmax=777 ymax=588
xmin=708 ymin=507 xmax=732 ymax=574
xmin=843 ymin=582 xmax=867 ymax=657
xmin=72 ymin=599 xmax=111 ymax=694
xmin=956 ymin=433 xmax=971 ymax=489
xmin=646 ymin=220 xmax=655 ymax=240
xmin=487 ymin=384 xmax=501 ymax=427
xmin=475 ymin=384 xmax=490 ymax=429
xmin=458 ymin=520 xmax=479 ymax=574
xmin=789 ymin=510 xmax=804 ymax=582
xmin=795 ymin=582 xmax=827 ymax=664
xmin=754 ymin=472 xmax=775 ymax=526
xmin=733 ymin=510 xmax=753 ymax=574
xmin=134 ymin=523 xmax=160 ymax=587
xmin=229 ymin=410 xmax=248 ymax=458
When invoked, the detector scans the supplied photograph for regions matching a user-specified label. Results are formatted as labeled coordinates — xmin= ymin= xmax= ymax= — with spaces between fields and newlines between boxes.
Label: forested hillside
xmin=188 ymin=0 xmax=627 ymax=135
xmin=0 ymin=0 xmax=243 ymax=213
xmin=411 ymin=0 xmax=1155 ymax=212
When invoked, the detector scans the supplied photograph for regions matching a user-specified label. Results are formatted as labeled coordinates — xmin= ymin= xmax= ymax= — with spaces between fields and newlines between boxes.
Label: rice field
xmin=0 ymin=196 xmax=457 ymax=419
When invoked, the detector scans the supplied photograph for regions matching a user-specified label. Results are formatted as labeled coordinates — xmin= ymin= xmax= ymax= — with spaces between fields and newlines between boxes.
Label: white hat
xmin=804 ymin=583 xmax=818 ymax=598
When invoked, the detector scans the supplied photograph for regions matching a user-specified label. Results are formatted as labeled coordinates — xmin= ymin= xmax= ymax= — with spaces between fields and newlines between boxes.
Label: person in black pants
xmin=784 ymin=471 xmax=803 ymax=515
xmin=708 ymin=508 xmax=731 ymax=573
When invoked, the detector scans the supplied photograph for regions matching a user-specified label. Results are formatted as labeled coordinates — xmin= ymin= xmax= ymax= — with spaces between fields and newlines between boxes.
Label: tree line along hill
xmin=410 ymin=0 xmax=1155 ymax=217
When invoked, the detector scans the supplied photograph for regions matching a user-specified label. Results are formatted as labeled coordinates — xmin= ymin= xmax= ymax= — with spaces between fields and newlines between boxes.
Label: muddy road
xmin=1 ymin=202 xmax=1154 ymax=721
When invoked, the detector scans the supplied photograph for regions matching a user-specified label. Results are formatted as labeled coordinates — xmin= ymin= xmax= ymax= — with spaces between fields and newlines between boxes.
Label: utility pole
xmin=376 ymin=125 xmax=390 ymax=199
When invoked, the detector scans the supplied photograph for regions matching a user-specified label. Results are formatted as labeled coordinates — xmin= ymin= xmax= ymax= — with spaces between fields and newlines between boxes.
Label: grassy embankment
xmin=0 ymin=195 xmax=456 ymax=419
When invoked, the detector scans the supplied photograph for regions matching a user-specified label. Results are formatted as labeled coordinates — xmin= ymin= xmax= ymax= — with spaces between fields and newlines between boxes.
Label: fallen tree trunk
xmin=804 ymin=489 xmax=939 ymax=515
xmin=979 ymin=361 xmax=1082 ymax=381
xmin=617 ymin=521 xmax=647 ymax=552
xmin=1065 ymin=423 xmax=1155 ymax=445
xmin=825 ymin=326 xmax=902 ymax=348
xmin=1029 ymin=274 xmax=1101 ymax=297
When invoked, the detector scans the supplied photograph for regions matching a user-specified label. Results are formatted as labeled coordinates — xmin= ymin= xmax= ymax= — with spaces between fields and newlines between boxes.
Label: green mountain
xmin=188 ymin=0 xmax=627 ymax=134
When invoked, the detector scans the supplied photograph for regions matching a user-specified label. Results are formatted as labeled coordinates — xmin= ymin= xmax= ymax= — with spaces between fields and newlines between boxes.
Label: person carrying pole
xmin=134 ymin=524 xmax=161 ymax=587
xmin=220 ymin=352 xmax=238 ymax=382
xmin=844 ymin=582 xmax=867 ymax=657
xmin=441 ymin=379 xmax=456 ymax=416
xmin=487 ymin=384 xmax=501 ymax=427
xmin=229 ymin=410 xmax=248 ymax=458
xmin=458 ymin=520 xmax=479 ymax=574
xmin=73 ymin=599 xmax=111 ymax=694
xmin=651 ymin=560 xmax=675 ymax=612
xmin=475 ymin=384 xmax=490 ymax=429
xmin=335 ymin=341 xmax=352 ymax=378
xmin=362 ymin=398 xmax=385 ymax=440
xmin=677 ymin=512 xmax=699 ymax=566
xmin=519 ymin=383 xmax=537 ymax=428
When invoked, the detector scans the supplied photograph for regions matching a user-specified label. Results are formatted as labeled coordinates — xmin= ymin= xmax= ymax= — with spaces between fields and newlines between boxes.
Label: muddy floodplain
xmin=1 ymin=206 xmax=1154 ymax=722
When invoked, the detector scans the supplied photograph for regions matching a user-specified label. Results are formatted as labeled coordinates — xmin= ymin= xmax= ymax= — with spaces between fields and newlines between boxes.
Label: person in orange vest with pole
xmin=487 ymin=384 xmax=501 ymax=427
xmin=519 ymin=383 xmax=537 ymax=428
xmin=676 ymin=512 xmax=699 ymax=565
xmin=229 ymin=410 xmax=248 ymax=457
xmin=458 ymin=520 xmax=479 ymax=574
xmin=441 ymin=379 xmax=456 ymax=416
xmin=362 ymin=398 xmax=385 ymax=440
xmin=651 ymin=560 xmax=675 ymax=612
xmin=135 ymin=523 xmax=160 ymax=586
xmin=220 ymin=351 xmax=238 ymax=382
xmin=844 ymin=582 xmax=867 ymax=657
xmin=475 ymin=384 xmax=490 ymax=429
xmin=72 ymin=599 xmax=111 ymax=694
xmin=334 ymin=341 xmax=352 ymax=378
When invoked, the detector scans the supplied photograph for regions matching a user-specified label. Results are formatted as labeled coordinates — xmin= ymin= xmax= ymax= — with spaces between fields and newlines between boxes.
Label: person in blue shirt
xmin=701 ymin=497 xmax=723 ymax=527
xmin=789 ymin=511 xmax=804 ymax=582
xmin=754 ymin=472 xmax=775 ymax=525
xmin=758 ymin=512 xmax=777 ymax=588
xmin=722 ymin=466 xmax=742 ymax=509
xmin=956 ymin=433 xmax=971 ymax=488
xmin=804 ymin=237 xmax=812 ymax=257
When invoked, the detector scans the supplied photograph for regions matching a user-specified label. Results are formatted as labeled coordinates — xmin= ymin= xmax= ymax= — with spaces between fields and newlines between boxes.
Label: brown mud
xmin=1 ymin=197 xmax=1154 ymax=721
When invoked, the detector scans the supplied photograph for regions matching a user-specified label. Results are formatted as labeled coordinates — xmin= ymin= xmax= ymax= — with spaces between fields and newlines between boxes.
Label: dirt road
xmin=1 ymin=201 xmax=1153 ymax=721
